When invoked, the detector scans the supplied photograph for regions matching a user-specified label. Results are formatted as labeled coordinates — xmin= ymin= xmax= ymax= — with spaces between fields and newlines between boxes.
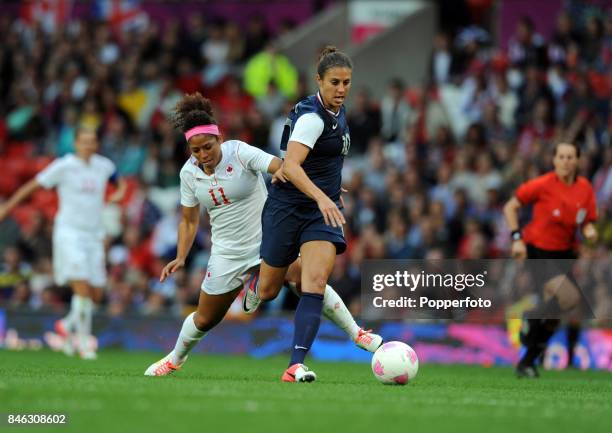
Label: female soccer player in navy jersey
xmin=144 ymin=92 xmax=381 ymax=377
xmin=504 ymin=142 xmax=597 ymax=378
xmin=253 ymin=46 xmax=379 ymax=382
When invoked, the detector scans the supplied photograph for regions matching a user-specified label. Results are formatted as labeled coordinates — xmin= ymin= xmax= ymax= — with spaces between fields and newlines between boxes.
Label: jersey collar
xmin=553 ymin=172 xmax=577 ymax=186
xmin=316 ymin=92 xmax=340 ymax=118
xmin=72 ymin=153 xmax=94 ymax=166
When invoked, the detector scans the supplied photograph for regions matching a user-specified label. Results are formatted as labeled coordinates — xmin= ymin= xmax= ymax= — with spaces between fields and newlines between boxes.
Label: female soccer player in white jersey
xmin=0 ymin=128 xmax=126 ymax=359
xmin=144 ymin=93 xmax=381 ymax=377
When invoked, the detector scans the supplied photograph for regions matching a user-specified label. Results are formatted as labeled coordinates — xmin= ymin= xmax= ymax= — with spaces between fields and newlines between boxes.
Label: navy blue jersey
xmin=269 ymin=93 xmax=350 ymax=206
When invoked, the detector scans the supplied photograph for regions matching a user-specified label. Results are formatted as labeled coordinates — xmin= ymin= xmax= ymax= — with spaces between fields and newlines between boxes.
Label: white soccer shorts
xmin=52 ymin=226 xmax=107 ymax=288
xmin=201 ymin=253 xmax=261 ymax=295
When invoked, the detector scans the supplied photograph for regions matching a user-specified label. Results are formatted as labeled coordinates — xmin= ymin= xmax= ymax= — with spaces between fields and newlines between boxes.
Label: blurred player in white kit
xmin=0 ymin=128 xmax=126 ymax=359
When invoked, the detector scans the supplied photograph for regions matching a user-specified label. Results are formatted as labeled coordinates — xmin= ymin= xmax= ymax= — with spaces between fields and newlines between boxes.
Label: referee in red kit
xmin=503 ymin=142 xmax=598 ymax=378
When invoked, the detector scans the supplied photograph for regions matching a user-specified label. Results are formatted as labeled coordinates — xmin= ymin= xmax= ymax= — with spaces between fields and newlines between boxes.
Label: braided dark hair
xmin=317 ymin=45 xmax=353 ymax=78
xmin=172 ymin=92 xmax=217 ymax=134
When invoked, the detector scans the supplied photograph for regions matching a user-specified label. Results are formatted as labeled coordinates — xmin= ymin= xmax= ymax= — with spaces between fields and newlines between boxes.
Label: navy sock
xmin=289 ymin=293 xmax=324 ymax=367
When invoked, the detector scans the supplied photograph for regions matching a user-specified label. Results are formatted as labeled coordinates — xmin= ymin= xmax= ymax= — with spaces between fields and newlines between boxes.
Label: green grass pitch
xmin=1 ymin=350 xmax=611 ymax=433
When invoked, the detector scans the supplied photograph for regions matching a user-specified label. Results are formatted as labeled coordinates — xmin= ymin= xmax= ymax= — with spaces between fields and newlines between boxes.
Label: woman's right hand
xmin=317 ymin=195 xmax=346 ymax=228
xmin=160 ymin=258 xmax=186 ymax=282
xmin=511 ymin=240 xmax=527 ymax=259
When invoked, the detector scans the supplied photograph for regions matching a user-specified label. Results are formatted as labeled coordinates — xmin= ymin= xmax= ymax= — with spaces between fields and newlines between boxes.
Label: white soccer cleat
xmin=144 ymin=352 xmax=185 ymax=376
xmin=79 ymin=349 xmax=98 ymax=360
xmin=61 ymin=339 xmax=76 ymax=357
xmin=242 ymin=271 xmax=261 ymax=314
xmin=281 ymin=363 xmax=317 ymax=383
xmin=355 ymin=328 xmax=383 ymax=353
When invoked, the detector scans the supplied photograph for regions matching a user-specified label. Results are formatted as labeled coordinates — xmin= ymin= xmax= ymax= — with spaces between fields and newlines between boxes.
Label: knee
xmin=193 ymin=312 xmax=219 ymax=332
xmin=258 ymin=284 xmax=278 ymax=302
xmin=301 ymin=272 xmax=328 ymax=294
xmin=71 ymin=281 xmax=92 ymax=297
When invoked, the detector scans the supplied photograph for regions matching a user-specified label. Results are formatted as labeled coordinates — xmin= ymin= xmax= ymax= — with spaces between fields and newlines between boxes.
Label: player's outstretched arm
xmin=283 ymin=140 xmax=345 ymax=228
xmin=160 ymin=205 xmax=200 ymax=282
xmin=267 ymin=157 xmax=288 ymax=184
xmin=0 ymin=178 xmax=41 ymax=221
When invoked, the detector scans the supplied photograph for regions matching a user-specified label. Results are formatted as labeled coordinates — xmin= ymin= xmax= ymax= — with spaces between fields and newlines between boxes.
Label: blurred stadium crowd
xmin=0 ymin=4 xmax=610 ymax=317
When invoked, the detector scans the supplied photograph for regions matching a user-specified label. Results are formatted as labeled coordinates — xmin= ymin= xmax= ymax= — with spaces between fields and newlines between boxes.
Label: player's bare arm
xmin=283 ymin=140 xmax=345 ymax=228
xmin=267 ymin=156 xmax=287 ymax=183
xmin=0 ymin=178 xmax=41 ymax=221
xmin=161 ymin=204 xmax=200 ymax=282
xmin=503 ymin=196 xmax=526 ymax=259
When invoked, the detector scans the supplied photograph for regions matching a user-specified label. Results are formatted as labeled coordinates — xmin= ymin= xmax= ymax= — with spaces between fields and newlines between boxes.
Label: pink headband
xmin=185 ymin=125 xmax=220 ymax=141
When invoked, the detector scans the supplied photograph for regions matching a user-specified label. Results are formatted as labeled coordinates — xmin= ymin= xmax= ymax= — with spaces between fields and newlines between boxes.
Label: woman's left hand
xmin=272 ymin=166 xmax=288 ymax=184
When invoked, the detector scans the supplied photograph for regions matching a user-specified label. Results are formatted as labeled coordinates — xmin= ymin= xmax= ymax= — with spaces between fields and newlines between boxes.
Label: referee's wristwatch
xmin=511 ymin=230 xmax=522 ymax=242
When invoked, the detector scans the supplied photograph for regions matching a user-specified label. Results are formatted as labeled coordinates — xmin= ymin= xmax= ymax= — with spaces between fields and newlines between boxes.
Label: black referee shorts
xmin=525 ymin=244 xmax=593 ymax=316
xmin=526 ymin=244 xmax=576 ymax=286
xmin=527 ymin=244 xmax=578 ymax=289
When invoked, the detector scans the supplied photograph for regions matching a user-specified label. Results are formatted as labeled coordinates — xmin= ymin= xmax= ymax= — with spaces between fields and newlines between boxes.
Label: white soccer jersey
xmin=179 ymin=140 xmax=274 ymax=259
xmin=36 ymin=154 xmax=116 ymax=233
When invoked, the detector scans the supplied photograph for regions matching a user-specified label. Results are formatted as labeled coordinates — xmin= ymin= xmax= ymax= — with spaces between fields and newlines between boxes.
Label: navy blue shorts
xmin=260 ymin=197 xmax=347 ymax=267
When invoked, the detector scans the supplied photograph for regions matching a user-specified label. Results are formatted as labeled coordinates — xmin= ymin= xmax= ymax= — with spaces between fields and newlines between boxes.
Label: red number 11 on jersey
xmin=208 ymin=187 xmax=231 ymax=206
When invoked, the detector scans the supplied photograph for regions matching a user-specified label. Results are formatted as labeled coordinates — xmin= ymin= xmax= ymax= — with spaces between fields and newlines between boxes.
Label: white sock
xmin=323 ymin=284 xmax=360 ymax=340
xmin=172 ymin=312 xmax=206 ymax=364
xmin=82 ymin=297 xmax=93 ymax=339
xmin=62 ymin=295 xmax=79 ymax=332
xmin=73 ymin=295 xmax=93 ymax=352
xmin=322 ymin=284 xmax=361 ymax=340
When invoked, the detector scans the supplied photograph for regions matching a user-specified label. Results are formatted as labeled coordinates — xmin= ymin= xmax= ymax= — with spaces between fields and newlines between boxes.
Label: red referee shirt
xmin=516 ymin=172 xmax=597 ymax=251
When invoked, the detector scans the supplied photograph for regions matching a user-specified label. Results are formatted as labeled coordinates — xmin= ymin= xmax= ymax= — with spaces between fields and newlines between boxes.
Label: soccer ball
xmin=371 ymin=341 xmax=419 ymax=385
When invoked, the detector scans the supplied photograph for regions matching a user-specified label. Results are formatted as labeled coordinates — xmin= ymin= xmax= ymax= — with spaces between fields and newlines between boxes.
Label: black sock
xmin=520 ymin=318 xmax=540 ymax=346
xmin=519 ymin=318 xmax=560 ymax=366
xmin=289 ymin=293 xmax=324 ymax=367
xmin=520 ymin=346 xmax=542 ymax=366
xmin=567 ymin=323 xmax=580 ymax=367
xmin=539 ymin=318 xmax=560 ymax=351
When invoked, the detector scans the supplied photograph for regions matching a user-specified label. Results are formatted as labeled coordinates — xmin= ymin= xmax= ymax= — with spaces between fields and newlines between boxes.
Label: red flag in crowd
xmin=94 ymin=0 xmax=148 ymax=34
xmin=20 ymin=0 xmax=73 ymax=33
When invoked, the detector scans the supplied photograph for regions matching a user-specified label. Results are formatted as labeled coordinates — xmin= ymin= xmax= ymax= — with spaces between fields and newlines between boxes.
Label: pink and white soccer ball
xmin=371 ymin=341 xmax=419 ymax=385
